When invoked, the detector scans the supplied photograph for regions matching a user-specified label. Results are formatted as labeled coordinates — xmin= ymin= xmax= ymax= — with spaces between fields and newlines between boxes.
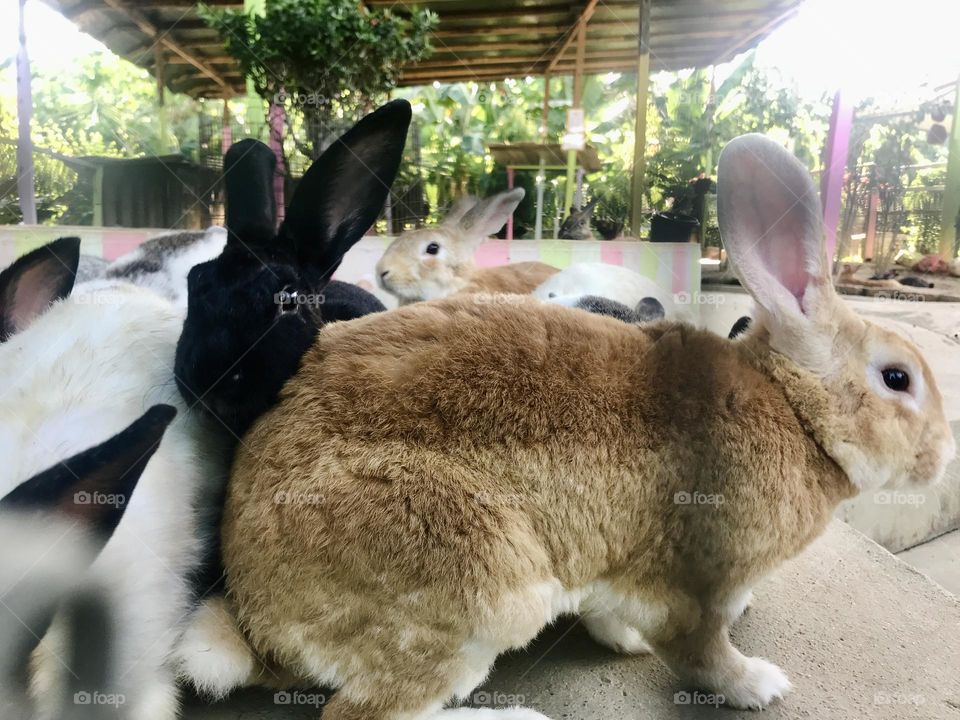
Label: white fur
xmin=173 ymin=597 xmax=257 ymax=700
xmin=0 ymin=280 xmax=229 ymax=719
xmin=105 ymin=226 xmax=227 ymax=309
xmin=532 ymin=263 xmax=682 ymax=320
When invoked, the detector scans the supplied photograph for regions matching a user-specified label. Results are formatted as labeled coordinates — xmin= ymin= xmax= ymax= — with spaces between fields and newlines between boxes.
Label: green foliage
xmin=202 ymin=0 xmax=436 ymax=158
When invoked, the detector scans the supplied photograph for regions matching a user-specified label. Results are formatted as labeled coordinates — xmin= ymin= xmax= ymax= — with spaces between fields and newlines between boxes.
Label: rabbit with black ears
xmin=174 ymin=100 xmax=410 ymax=438
xmin=219 ymin=135 xmax=953 ymax=719
xmin=0 ymin=406 xmax=176 ymax=719
xmin=0 ymin=237 xmax=235 ymax=719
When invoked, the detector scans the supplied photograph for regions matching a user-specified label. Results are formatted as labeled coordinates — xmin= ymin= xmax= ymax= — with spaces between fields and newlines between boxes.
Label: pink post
xmin=506 ymin=166 xmax=515 ymax=241
xmin=269 ymin=101 xmax=286 ymax=226
xmin=820 ymin=90 xmax=853 ymax=266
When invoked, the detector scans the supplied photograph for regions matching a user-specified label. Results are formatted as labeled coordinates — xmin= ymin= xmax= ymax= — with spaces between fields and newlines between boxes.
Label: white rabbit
xmin=0 ymin=237 xmax=233 ymax=720
xmin=0 ymin=405 xmax=177 ymax=719
xmin=532 ymin=262 xmax=682 ymax=319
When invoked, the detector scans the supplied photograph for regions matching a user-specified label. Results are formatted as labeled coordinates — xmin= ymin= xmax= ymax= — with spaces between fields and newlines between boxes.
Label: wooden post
xmin=535 ymin=74 xmax=550 ymax=240
xmin=629 ymin=0 xmax=651 ymax=237
xmin=820 ymin=90 xmax=854 ymax=268
xmin=16 ymin=0 xmax=37 ymax=224
xmin=563 ymin=20 xmax=587 ymax=217
xmin=154 ymin=44 xmax=170 ymax=152
xmin=245 ymin=0 xmax=266 ymax=129
xmin=939 ymin=77 xmax=960 ymax=259
xmin=221 ymin=98 xmax=232 ymax=154
xmin=93 ymin=166 xmax=104 ymax=227
xmin=864 ymin=188 xmax=879 ymax=260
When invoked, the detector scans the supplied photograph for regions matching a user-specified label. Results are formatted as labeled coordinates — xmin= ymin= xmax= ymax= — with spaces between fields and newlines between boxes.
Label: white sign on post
xmin=562 ymin=108 xmax=586 ymax=151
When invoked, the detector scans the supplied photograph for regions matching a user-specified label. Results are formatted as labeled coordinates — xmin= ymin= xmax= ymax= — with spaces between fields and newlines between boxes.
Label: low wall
xmin=0 ymin=225 xmax=703 ymax=310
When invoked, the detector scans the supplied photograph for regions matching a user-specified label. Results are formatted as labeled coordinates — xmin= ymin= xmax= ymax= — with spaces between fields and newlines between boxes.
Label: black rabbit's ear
xmin=0 ymin=405 xmax=177 ymax=543
xmin=278 ymin=99 xmax=412 ymax=280
xmin=223 ymin=139 xmax=278 ymax=248
xmin=0 ymin=237 xmax=80 ymax=342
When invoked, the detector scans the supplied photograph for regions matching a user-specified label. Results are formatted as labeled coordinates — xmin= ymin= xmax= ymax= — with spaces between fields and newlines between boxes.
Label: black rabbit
xmin=175 ymin=100 xmax=411 ymax=437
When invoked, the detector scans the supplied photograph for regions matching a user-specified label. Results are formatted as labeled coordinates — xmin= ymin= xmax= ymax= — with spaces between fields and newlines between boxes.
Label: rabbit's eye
xmin=881 ymin=367 xmax=910 ymax=392
xmin=425 ymin=242 xmax=440 ymax=256
xmin=276 ymin=286 xmax=301 ymax=315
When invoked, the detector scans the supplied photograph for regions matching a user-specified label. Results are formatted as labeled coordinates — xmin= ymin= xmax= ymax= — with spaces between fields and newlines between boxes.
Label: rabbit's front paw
xmin=719 ymin=657 xmax=791 ymax=710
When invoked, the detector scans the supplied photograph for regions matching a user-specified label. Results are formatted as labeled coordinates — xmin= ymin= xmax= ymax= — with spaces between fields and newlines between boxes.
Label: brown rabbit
xmin=376 ymin=188 xmax=558 ymax=304
xmin=221 ymin=135 xmax=954 ymax=719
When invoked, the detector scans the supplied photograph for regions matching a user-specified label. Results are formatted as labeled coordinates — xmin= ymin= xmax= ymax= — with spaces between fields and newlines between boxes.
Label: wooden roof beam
xmin=101 ymin=0 xmax=231 ymax=93
xmin=546 ymin=0 xmax=600 ymax=73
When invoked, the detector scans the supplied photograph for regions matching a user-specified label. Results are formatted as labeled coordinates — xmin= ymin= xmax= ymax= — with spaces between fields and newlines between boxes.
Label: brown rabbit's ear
xmin=718 ymin=135 xmax=834 ymax=329
xmin=458 ymin=188 xmax=525 ymax=242
xmin=440 ymin=196 xmax=479 ymax=227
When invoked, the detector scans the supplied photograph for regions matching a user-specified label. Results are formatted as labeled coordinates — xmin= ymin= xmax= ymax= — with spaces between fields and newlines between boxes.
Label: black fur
xmin=573 ymin=295 xmax=665 ymax=324
xmin=573 ymin=295 xmax=637 ymax=322
xmin=729 ymin=315 xmax=752 ymax=339
xmin=0 ymin=236 xmax=80 ymax=342
xmin=175 ymin=100 xmax=411 ymax=437
xmin=898 ymin=276 xmax=934 ymax=288
xmin=0 ymin=405 xmax=176 ymax=540
xmin=634 ymin=297 xmax=666 ymax=322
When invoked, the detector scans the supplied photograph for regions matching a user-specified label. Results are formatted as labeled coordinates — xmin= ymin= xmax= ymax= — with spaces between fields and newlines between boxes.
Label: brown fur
xmin=221 ymin=136 xmax=954 ymax=719
xmin=460 ymin=261 xmax=559 ymax=295
xmin=837 ymin=263 xmax=900 ymax=289
xmin=376 ymin=190 xmax=559 ymax=305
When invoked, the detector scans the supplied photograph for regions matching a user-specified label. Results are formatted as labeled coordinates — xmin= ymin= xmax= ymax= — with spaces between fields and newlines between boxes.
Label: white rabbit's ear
xmin=458 ymin=188 xmax=525 ymax=241
xmin=0 ymin=237 xmax=80 ymax=342
xmin=718 ymin=135 xmax=834 ymax=328
xmin=440 ymin=196 xmax=479 ymax=227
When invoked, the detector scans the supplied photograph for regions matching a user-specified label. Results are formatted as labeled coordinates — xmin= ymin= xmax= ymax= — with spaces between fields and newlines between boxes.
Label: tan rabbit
xmin=221 ymin=135 xmax=954 ymax=719
xmin=376 ymin=188 xmax=559 ymax=304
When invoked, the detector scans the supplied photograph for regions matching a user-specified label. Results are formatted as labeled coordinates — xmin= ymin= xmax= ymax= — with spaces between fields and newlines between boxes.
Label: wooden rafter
xmin=101 ymin=0 xmax=230 ymax=92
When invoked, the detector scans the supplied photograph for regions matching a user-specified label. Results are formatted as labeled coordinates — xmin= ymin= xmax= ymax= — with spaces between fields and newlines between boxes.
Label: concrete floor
xmin=899 ymin=529 xmax=960 ymax=597
xmin=183 ymin=522 xmax=960 ymax=720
